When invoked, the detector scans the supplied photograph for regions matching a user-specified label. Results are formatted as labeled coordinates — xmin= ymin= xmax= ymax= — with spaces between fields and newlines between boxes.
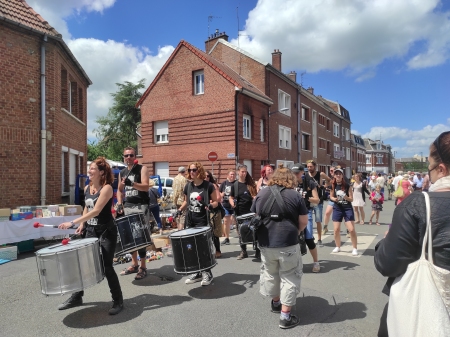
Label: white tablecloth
xmin=0 ymin=216 xmax=77 ymax=245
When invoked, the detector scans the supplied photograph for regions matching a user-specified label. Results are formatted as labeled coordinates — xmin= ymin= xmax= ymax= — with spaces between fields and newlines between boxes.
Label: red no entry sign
xmin=208 ymin=151 xmax=218 ymax=162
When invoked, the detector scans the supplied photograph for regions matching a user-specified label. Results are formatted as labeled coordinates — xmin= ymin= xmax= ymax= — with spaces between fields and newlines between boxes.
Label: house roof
xmin=0 ymin=0 xmax=92 ymax=85
xmin=0 ymin=0 xmax=60 ymax=37
xmin=208 ymin=38 xmax=267 ymax=66
xmin=136 ymin=40 xmax=272 ymax=107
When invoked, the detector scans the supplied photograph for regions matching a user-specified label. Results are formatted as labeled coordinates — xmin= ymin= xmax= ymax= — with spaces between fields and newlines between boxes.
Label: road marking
xmin=315 ymin=230 xmax=378 ymax=257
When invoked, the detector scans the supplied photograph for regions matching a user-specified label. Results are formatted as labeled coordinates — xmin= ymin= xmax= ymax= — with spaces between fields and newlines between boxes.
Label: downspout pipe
xmin=235 ymin=88 xmax=242 ymax=167
xmin=40 ymin=35 xmax=47 ymax=205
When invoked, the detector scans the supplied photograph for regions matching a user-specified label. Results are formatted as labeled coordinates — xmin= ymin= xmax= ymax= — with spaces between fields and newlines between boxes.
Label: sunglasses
xmin=206 ymin=175 xmax=210 ymax=178
xmin=188 ymin=168 xmax=198 ymax=173
xmin=123 ymin=154 xmax=135 ymax=158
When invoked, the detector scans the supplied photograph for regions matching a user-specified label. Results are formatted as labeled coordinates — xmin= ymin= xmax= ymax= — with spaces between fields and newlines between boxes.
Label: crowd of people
xmin=54 ymin=131 xmax=450 ymax=332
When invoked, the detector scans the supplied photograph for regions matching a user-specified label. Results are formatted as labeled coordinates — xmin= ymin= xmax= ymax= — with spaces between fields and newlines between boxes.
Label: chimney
xmin=287 ymin=71 xmax=297 ymax=83
xmin=205 ymin=29 xmax=229 ymax=54
xmin=271 ymin=49 xmax=282 ymax=71
xmin=306 ymin=87 xmax=314 ymax=95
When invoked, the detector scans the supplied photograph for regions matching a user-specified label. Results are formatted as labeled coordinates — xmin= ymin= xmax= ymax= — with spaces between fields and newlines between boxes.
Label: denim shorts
xmin=310 ymin=203 xmax=323 ymax=222
xmin=332 ymin=205 xmax=355 ymax=222
xmin=223 ymin=207 xmax=234 ymax=216
xmin=259 ymin=244 xmax=303 ymax=307
xmin=305 ymin=209 xmax=315 ymax=240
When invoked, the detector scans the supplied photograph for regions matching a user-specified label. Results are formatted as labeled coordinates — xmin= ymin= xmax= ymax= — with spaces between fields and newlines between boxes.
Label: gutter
xmin=235 ymin=87 xmax=242 ymax=166
xmin=40 ymin=35 xmax=47 ymax=205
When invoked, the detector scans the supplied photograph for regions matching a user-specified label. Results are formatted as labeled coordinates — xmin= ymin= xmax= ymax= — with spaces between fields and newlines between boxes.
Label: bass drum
xmin=35 ymin=238 xmax=104 ymax=296
xmin=235 ymin=213 xmax=257 ymax=245
xmin=169 ymin=226 xmax=216 ymax=275
xmin=115 ymin=212 xmax=152 ymax=256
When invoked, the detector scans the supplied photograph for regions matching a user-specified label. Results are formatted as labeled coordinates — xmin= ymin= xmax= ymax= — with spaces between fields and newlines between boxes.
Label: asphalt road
xmin=0 ymin=199 xmax=397 ymax=337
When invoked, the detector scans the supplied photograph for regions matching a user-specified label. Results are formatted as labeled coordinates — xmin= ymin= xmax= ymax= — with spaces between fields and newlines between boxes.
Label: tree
xmin=87 ymin=140 xmax=107 ymax=161
xmin=95 ymin=79 xmax=145 ymax=160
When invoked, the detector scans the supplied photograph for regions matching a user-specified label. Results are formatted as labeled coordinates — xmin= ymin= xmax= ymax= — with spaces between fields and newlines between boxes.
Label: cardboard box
xmin=59 ymin=205 xmax=83 ymax=216
xmin=153 ymin=236 xmax=170 ymax=249
xmin=146 ymin=243 xmax=156 ymax=252
xmin=0 ymin=208 xmax=11 ymax=217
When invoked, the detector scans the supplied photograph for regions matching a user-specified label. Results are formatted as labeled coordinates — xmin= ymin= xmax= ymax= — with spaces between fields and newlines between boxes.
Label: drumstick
xmin=124 ymin=159 xmax=139 ymax=180
xmin=61 ymin=237 xmax=72 ymax=245
xmin=33 ymin=222 xmax=58 ymax=228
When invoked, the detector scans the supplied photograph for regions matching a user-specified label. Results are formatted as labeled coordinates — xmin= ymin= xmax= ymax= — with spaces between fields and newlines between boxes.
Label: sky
xmin=27 ymin=0 xmax=450 ymax=159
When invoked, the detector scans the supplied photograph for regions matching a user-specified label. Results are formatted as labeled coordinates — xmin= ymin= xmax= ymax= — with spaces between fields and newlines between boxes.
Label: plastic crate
xmin=14 ymin=239 xmax=34 ymax=253
xmin=0 ymin=245 xmax=18 ymax=260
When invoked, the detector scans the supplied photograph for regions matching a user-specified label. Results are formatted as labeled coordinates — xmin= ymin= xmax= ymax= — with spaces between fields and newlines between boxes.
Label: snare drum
xmin=235 ymin=213 xmax=257 ymax=245
xmin=169 ymin=227 xmax=216 ymax=275
xmin=115 ymin=212 xmax=152 ymax=256
xmin=35 ymin=238 xmax=104 ymax=296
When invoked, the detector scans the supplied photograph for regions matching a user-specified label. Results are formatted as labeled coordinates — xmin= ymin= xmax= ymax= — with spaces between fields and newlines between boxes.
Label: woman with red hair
xmin=257 ymin=165 xmax=274 ymax=193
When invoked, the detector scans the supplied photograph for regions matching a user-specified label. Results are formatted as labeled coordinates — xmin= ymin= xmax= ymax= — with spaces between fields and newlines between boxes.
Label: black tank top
xmin=333 ymin=184 xmax=352 ymax=209
xmin=85 ymin=186 xmax=114 ymax=226
xmin=121 ymin=164 xmax=149 ymax=205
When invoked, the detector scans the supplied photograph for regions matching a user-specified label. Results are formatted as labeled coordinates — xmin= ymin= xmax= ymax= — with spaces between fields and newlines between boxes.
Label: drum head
xmin=36 ymin=238 xmax=98 ymax=255
xmin=235 ymin=213 xmax=256 ymax=221
xmin=169 ymin=226 xmax=210 ymax=238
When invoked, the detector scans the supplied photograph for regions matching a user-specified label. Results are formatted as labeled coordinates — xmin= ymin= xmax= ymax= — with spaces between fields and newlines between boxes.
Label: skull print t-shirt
xmin=219 ymin=180 xmax=235 ymax=209
xmin=183 ymin=180 xmax=215 ymax=227
xmin=84 ymin=186 xmax=114 ymax=227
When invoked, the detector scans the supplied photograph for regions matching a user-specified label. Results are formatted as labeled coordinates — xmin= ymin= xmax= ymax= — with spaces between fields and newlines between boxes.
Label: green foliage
xmin=87 ymin=140 xmax=107 ymax=161
xmin=402 ymin=161 xmax=428 ymax=172
xmin=95 ymin=79 xmax=145 ymax=161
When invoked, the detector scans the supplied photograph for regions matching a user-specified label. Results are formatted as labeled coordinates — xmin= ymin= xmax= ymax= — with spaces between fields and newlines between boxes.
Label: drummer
xmin=58 ymin=157 xmax=124 ymax=315
xmin=177 ymin=161 xmax=219 ymax=286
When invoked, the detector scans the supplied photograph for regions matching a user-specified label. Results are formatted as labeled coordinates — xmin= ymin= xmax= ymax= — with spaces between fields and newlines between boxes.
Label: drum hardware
xmin=115 ymin=212 xmax=152 ymax=256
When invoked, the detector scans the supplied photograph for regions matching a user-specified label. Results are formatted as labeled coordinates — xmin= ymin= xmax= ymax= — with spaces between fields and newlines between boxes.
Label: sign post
xmin=207 ymin=151 xmax=218 ymax=176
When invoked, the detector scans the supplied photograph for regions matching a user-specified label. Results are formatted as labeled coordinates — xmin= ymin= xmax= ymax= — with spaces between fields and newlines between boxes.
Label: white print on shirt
xmin=85 ymin=197 xmax=99 ymax=226
xmin=223 ymin=185 xmax=231 ymax=201
xmin=125 ymin=174 xmax=139 ymax=197
xmin=189 ymin=191 xmax=205 ymax=213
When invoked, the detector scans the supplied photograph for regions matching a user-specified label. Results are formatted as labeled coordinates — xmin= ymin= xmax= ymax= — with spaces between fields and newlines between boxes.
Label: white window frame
xmin=346 ymin=128 xmax=350 ymax=141
xmin=366 ymin=155 xmax=371 ymax=163
xmin=301 ymin=133 xmax=310 ymax=151
xmin=279 ymin=125 xmax=291 ymax=149
xmin=334 ymin=143 xmax=340 ymax=159
xmin=276 ymin=160 xmax=294 ymax=169
xmin=342 ymin=126 xmax=345 ymax=139
xmin=243 ymin=114 xmax=251 ymax=139
xmin=278 ymin=89 xmax=291 ymax=116
xmin=301 ymin=105 xmax=309 ymax=121
xmin=68 ymin=82 xmax=72 ymax=114
xmin=260 ymin=119 xmax=264 ymax=142
xmin=155 ymin=121 xmax=169 ymax=144
xmin=346 ymin=147 xmax=351 ymax=160
xmin=333 ymin=122 xmax=340 ymax=138
xmin=194 ymin=70 xmax=204 ymax=95
xmin=377 ymin=156 xmax=383 ymax=164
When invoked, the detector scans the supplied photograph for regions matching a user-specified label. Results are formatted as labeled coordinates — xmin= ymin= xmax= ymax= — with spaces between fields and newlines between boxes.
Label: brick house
xmin=0 ymin=0 xmax=91 ymax=208
xmin=364 ymin=138 xmax=393 ymax=174
xmin=350 ymin=133 xmax=366 ymax=173
xmin=136 ymin=40 xmax=272 ymax=181
xmin=209 ymin=35 xmax=352 ymax=176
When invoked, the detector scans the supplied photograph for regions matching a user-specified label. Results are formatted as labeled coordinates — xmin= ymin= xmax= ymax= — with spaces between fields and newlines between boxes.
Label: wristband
xmin=70 ymin=221 xmax=74 ymax=228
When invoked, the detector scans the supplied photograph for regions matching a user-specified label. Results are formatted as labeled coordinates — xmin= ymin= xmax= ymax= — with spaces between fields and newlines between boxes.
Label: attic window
xmin=194 ymin=70 xmax=204 ymax=95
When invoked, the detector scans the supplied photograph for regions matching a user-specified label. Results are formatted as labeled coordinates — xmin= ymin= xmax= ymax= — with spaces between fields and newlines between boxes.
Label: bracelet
xmin=70 ymin=221 xmax=74 ymax=228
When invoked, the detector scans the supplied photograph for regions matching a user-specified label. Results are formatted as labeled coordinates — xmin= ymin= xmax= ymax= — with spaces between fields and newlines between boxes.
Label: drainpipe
xmin=40 ymin=35 xmax=47 ymax=205
xmin=297 ymin=89 xmax=301 ymax=163
xmin=234 ymin=88 xmax=241 ymax=167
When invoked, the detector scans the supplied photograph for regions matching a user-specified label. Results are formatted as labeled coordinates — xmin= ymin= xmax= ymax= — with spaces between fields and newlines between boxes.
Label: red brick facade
xmin=0 ymin=7 xmax=90 ymax=208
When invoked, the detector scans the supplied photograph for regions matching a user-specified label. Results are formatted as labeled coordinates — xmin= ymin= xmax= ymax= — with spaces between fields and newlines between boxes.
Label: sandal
xmin=360 ymin=221 xmax=365 ymax=225
xmin=120 ymin=264 xmax=139 ymax=276
xmin=135 ymin=267 xmax=147 ymax=280
xmin=376 ymin=223 xmax=381 ymax=226
xmin=369 ymin=221 xmax=372 ymax=225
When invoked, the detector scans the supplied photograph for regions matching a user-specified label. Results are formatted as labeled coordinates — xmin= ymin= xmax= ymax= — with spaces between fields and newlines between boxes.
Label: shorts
xmin=223 ymin=207 xmax=234 ymax=216
xmin=328 ymin=200 xmax=335 ymax=207
xmin=310 ymin=203 xmax=323 ymax=222
xmin=332 ymin=206 xmax=355 ymax=222
xmin=259 ymin=244 xmax=303 ymax=307
xmin=305 ymin=209 xmax=315 ymax=240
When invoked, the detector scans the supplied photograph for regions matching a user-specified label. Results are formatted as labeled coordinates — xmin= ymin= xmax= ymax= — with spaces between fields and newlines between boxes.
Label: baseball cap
xmin=334 ymin=168 xmax=344 ymax=174
xmin=178 ymin=166 xmax=186 ymax=173
xmin=291 ymin=163 xmax=304 ymax=173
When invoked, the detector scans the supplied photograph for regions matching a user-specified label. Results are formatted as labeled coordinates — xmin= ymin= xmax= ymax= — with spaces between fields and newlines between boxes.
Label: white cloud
xmin=231 ymin=0 xmax=450 ymax=78
xmin=362 ymin=122 xmax=449 ymax=158
xmin=26 ymin=0 xmax=174 ymax=139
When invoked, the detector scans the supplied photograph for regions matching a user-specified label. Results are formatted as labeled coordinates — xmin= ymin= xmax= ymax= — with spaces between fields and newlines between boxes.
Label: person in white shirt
xmin=392 ymin=170 xmax=403 ymax=206
xmin=412 ymin=173 xmax=424 ymax=191
xmin=376 ymin=173 xmax=386 ymax=194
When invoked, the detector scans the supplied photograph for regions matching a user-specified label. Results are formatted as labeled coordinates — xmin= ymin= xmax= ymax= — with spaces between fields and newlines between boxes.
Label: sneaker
xmin=58 ymin=294 xmax=83 ymax=310
xmin=321 ymin=226 xmax=328 ymax=235
xmin=185 ymin=272 xmax=202 ymax=284
xmin=221 ymin=238 xmax=230 ymax=245
xmin=237 ymin=251 xmax=248 ymax=260
xmin=312 ymin=263 xmax=320 ymax=273
xmin=108 ymin=301 xmax=123 ymax=315
xmin=271 ymin=300 xmax=281 ymax=313
xmin=332 ymin=247 xmax=340 ymax=253
xmin=230 ymin=225 xmax=235 ymax=230
xmin=352 ymin=248 xmax=358 ymax=256
xmin=254 ymin=251 xmax=261 ymax=261
xmin=201 ymin=271 xmax=213 ymax=286
xmin=346 ymin=230 xmax=350 ymax=238
xmin=279 ymin=314 xmax=300 ymax=329
xmin=317 ymin=240 xmax=323 ymax=246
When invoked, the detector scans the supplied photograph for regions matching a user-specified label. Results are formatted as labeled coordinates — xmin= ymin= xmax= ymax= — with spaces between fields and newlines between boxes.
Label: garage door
xmin=155 ymin=162 xmax=169 ymax=177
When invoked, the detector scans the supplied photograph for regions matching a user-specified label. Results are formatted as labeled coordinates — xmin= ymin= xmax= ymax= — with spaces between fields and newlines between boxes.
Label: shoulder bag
xmin=387 ymin=192 xmax=450 ymax=336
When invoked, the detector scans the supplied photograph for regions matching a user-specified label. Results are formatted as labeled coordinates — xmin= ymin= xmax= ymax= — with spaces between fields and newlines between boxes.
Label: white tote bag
xmin=387 ymin=192 xmax=450 ymax=336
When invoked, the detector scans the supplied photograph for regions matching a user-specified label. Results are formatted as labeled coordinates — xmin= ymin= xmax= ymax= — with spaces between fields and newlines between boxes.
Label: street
xmin=0 ymin=200 xmax=396 ymax=337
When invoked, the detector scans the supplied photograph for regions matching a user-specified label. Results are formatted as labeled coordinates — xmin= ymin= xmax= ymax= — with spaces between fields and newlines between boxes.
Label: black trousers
xmin=73 ymin=225 xmax=123 ymax=303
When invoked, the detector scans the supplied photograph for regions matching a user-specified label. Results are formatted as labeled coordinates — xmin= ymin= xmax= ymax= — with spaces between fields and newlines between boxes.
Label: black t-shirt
xmin=219 ymin=180 xmax=234 ymax=209
xmin=85 ymin=186 xmax=114 ymax=227
xmin=230 ymin=181 xmax=253 ymax=216
xmin=296 ymin=175 xmax=318 ymax=209
xmin=333 ymin=184 xmax=352 ymax=209
xmin=251 ymin=187 xmax=308 ymax=248
xmin=120 ymin=165 xmax=149 ymax=205
xmin=307 ymin=171 xmax=325 ymax=204
xmin=183 ymin=181 xmax=215 ymax=227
